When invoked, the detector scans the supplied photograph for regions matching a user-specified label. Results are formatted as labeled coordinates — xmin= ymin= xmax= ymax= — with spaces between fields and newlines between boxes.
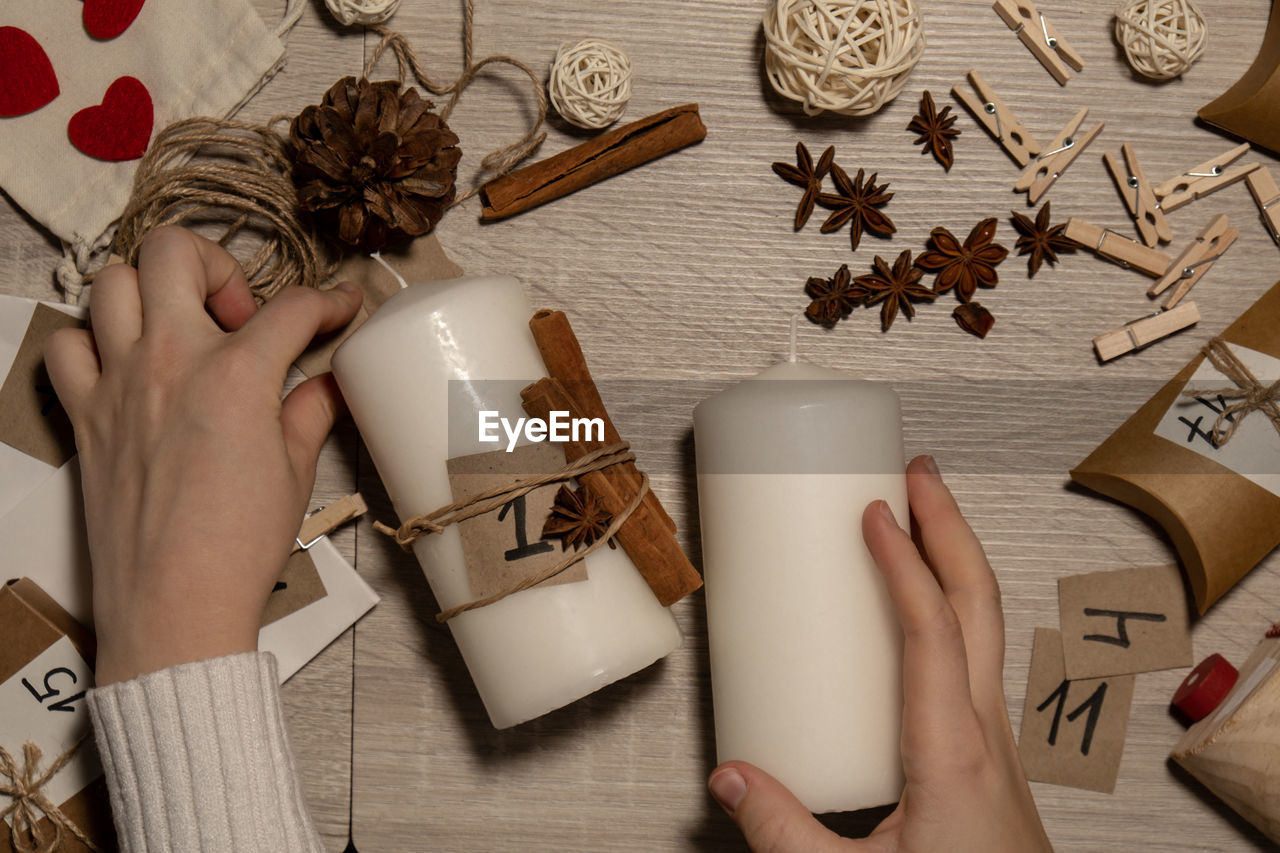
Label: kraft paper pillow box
xmin=0 ymin=577 xmax=114 ymax=853
xmin=1071 ymin=280 xmax=1280 ymax=613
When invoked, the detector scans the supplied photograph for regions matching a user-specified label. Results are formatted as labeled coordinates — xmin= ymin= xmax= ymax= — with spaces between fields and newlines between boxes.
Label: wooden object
xmin=1015 ymin=107 xmax=1104 ymax=203
xmin=993 ymin=0 xmax=1085 ymax=84
xmin=1247 ymin=166 xmax=1280 ymax=244
xmin=1092 ymin=302 xmax=1200 ymax=361
xmin=1064 ymin=217 xmax=1171 ymax=277
xmin=1198 ymin=0 xmax=1280 ymax=156
xmin=479 ymin=104 xmax=707 ymax=220
xmin=1172 ymin=635 xmax=1280 ymax=842
xmin=1103 ymin=143 xmax=1172 ymax=246
xmin=1148 ymin=214 xmax=1239 ymax=308
xmin=952 ymin=70 xmax=1041 ymax=165
xmin=1152 ymin=143 xmax=1260 ymax=213
xmin=520 ymin=378 xmax=702 ymax=607
xmin=293 ymin=493 xmax=368 ymax=553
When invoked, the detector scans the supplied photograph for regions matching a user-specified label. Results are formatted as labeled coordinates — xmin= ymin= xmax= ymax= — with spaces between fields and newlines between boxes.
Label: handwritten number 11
xmin=1037 ymin=679 xmax=1107 ymax=756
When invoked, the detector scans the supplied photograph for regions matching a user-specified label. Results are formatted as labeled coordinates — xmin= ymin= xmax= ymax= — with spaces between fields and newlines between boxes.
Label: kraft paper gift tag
xmin=1019 ymin=627 xmax=1136 ymax=794
xmin=0 ymin=295 xmax=85 ymax=521
xmin=446 ymin=443 xmax=589 ymax=600
xmin=1198 ymin=0 xmax=1280 ymax=156
xmin=1071 ymin=280 xmax=1280 ymax=613
xmin=0 ymin=577 xmax=114 ymax=853
xmin=0 ymin=0 xmax=285 ymax=251
xmin=1058 ymin=565 xmax=1193 ymax=680
xmin=0 ymin=459 xmax=378 ymax=682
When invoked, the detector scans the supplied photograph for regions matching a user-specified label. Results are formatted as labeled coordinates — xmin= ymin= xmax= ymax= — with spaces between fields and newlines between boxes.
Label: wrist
xmin=95 ymin=620 xmax=259 ymax=685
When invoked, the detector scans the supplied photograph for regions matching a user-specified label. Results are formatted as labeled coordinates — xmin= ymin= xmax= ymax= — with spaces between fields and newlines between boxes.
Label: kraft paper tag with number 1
xmin=446 ymin=443 xmax=589 ymax=600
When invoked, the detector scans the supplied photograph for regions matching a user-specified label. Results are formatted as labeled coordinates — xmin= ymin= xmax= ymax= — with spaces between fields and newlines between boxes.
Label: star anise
xmin=1010 ymin=201 xmax=1076 ymax=277
xmin=772 ymin=142 xmax=835 ymax=229
xmin=857 ymin=250 xmax=936 ymax=331
xmin=541 ymin=484 xmax=616 ymax=552
xmin=804 ymin=263 xmax=866 ymax=327
xmin=953 ymin=302 xmax=995 ymax=338
xmin=907 ymin=90 xmax=960 ymax=171
xmin=818 ymin=164 xmax=895 ymax=250
xmin=916 ymin=218 xmax=1009 ymax=302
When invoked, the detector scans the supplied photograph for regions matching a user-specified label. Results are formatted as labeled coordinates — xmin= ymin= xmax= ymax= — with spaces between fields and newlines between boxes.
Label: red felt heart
xmin=0 ymin=27 xmax=60 ymax=117
xmin=68 ymin=76 xmax=153 ymax=161
xmin=82 ymin=0 xmax=146 ymax=40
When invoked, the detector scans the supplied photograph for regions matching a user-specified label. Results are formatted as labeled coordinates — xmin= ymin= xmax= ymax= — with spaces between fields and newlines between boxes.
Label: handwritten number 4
xmin=1037 ymin=679 xmax=1107 ymax=756
xmin=22 ymin=666 xmax=86 ymax=712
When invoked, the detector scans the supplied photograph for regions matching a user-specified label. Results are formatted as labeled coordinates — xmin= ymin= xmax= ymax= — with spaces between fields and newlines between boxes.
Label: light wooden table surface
xmin=5 ymin=0 xmax=1280 ymax=850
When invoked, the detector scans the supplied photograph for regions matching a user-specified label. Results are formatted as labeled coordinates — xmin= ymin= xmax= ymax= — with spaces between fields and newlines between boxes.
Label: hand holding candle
xmin=708 ymin=457 xmax=1052 ymax=852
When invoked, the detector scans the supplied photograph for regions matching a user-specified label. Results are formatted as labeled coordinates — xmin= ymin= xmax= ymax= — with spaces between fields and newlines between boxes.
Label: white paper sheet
xmin=0 ymin=294 xmax=85 ymax=520
xmin=1154 ymin=342 xmax=1280 ymax=497
xmin=0 ymin=458 xmax=377 ymax=682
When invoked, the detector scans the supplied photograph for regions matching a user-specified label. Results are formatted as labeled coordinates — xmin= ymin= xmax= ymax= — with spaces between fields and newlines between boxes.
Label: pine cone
xmin=289 ymin=76 xmax=461 ymax=252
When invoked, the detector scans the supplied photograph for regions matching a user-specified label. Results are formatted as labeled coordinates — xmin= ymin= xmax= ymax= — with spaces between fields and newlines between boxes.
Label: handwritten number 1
xmin=1036 ymin=679 xmax=1108 ymax=756
xmin=497 ymin=495 xmax=554 ymax=562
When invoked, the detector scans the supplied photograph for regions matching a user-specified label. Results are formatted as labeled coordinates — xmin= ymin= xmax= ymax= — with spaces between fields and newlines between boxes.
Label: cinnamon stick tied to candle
xmin=480 ymin=104 xmax=706 ymax=221
xmin=529 ymin=309 xmax=677 ymax=534
xmin=521 ymin=373 xmax=701 ymax=607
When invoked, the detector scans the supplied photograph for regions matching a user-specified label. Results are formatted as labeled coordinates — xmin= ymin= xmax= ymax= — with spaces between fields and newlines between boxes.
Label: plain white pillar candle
xmin=694 ymin=358 xmax=906 ymax=813
xmin=332 ymin=275 xmax=681 ymax=729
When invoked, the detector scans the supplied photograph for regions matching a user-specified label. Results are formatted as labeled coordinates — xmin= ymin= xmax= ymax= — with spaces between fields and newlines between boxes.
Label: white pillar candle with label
xmin=332 ymin=275 xmax=681 ymax=729
xmin=693 ymin=350 xmax=906 ymax=813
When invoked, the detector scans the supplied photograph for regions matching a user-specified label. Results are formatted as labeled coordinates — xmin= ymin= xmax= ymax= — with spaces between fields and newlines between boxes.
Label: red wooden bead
xmin=1173 ymin=653 xmax=1238 ymax=722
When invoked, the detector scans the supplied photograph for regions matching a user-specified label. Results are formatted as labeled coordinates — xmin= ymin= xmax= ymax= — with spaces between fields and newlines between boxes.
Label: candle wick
xmin=370 ymin=251 xmax=409 ymax=290
xmin=788 ymin=315 xmax=798 ymax=363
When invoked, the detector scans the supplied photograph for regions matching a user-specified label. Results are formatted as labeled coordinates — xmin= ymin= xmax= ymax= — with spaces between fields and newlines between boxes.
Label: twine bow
xmin=0 ymin=736 xmax=98 ymax=853
xmin=375 ymin=442 xmax=647 ymax=622
xmin=1183 ymin=337 xmax=1280 ymax=447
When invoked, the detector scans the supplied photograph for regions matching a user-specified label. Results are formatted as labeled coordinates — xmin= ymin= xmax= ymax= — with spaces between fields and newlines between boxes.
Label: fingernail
xmin=335 ymin=280 xmax=359 ymax=296
xmin=920 ymin=454 xmax=940 ymax=477
xmin=876 ymin=500 xmax=899 ymax=527
xmin=708 ymin=767 xmax=747 ymax=815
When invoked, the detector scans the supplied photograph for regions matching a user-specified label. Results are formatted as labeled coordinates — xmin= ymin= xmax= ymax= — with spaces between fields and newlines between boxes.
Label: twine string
xmin=1182 ymin=337 xmax=1280 ymax=446
xmin=373 ymin=442 xmax=645 ymax=621
xmin=364 ymin=6 xmax=548 ymax=205
xmin=0 ymin=736 xmax=98 ymax=853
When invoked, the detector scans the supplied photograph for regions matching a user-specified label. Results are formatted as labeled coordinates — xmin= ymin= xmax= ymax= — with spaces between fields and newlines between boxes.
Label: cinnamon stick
xmin=521 ymin=377 xmax=702 ymax=607
xmin=529 ymin=309 xmax=676 ymax=534
xmin=480 ymin=104 xmax=707 ymax=220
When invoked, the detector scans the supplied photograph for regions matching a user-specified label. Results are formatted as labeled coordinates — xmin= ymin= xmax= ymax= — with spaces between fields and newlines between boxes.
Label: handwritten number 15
xmin=22 ymin=666 xmax=86 ymax=712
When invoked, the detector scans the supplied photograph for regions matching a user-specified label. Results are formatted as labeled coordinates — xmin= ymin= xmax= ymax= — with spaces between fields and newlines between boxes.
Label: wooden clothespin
xmin=1153 ymin=143 xmax=1260 ymax=213
xmin=1092 ymin=302 xmax=1200 ymax=362
xmin=1102 ymin=143 xmax=1171 ymax=247
xmin=992 ymin=0 xmax=1084 ymax=85
xmin=1014 ymin=107 xmax=1103 ymax=204
xmin=952 ymin=70 xmax=1041 ymax=166
xmin=1063 ymin=218 xmax=1171 ymax=277
xmin=1246 ymin=166 xmax=1280 ymax=246
xmin=1148 ymin=214 xmax=1238 ymax=309
xmin=293 ymin=493 xmax=368 ymax=552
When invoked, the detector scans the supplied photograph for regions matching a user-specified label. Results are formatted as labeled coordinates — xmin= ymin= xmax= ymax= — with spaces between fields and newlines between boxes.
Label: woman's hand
xmin=708 ymin=455 xmax=1052 ymax=853
xmin=44 ymin=226 xmax=362 ymax=685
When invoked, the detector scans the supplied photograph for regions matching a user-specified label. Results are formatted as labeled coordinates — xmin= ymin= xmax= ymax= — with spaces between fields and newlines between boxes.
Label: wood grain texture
xmin=4 ymin=0 xmax=1280 ymax=850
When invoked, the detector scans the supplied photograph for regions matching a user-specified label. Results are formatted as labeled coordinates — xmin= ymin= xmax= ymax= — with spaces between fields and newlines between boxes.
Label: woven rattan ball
xmin=762 ymin=0 xmax=925 ymax=117
xmin=1114 ymin=0 xmax=1206 ymax=80
xmin=548 ymin=39 xmax=633 ymax=130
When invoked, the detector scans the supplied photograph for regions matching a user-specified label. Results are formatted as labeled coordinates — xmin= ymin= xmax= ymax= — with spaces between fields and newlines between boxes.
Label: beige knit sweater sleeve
xmin=86 ymin=652 xmax=324 ymax=853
